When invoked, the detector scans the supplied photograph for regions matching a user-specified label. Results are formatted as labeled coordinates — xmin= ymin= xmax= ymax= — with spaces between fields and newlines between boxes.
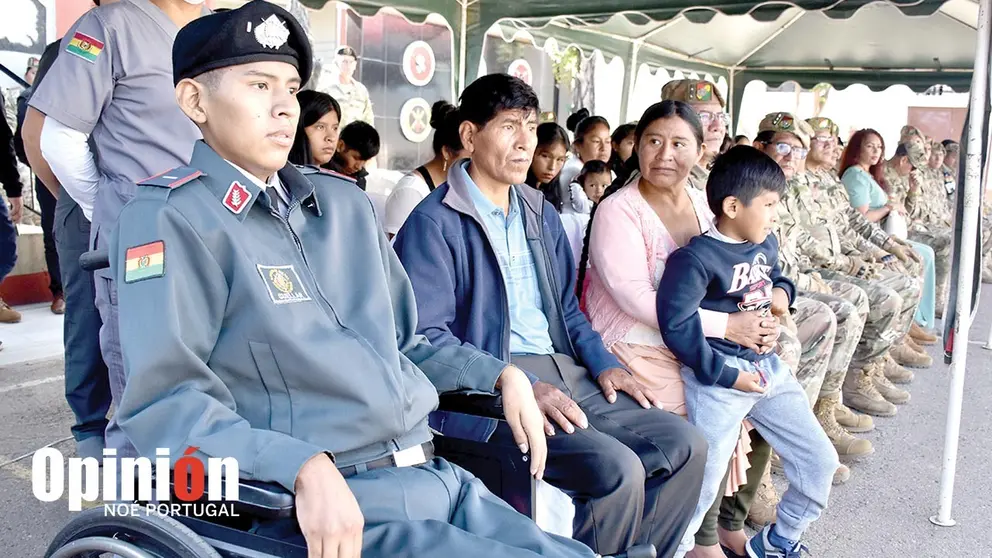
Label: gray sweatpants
xmin=675 ymin=353 xmax=838 ymax=557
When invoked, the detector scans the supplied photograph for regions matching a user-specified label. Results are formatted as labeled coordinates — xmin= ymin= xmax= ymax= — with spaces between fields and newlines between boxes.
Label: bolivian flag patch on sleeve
xmin=66 ymin=32 xmax=104 ymax=63
xmin=125 ymin=241 xmax=165 ymax=283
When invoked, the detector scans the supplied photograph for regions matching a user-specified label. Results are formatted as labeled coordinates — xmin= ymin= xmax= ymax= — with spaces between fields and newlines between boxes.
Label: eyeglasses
xmin=773 ymin=142 xmax=808 ymax=159
xmin=696 ymin=110 xmax=731 ymax=128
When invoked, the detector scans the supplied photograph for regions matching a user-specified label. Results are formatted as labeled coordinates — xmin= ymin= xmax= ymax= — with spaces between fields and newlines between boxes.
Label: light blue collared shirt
xmin=460 ymin=164 xmax=555 ymax=356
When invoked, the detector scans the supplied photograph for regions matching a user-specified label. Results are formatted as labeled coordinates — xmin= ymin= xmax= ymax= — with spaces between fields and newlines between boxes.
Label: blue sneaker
xmin=745 ymin=525 xmax=809 ymax=558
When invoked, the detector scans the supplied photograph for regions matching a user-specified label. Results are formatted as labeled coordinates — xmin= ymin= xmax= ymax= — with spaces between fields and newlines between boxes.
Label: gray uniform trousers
xmin=94 ymin=275 xmax=136 ymax=457
xmin=256 ymin=458 xmax=597 ymax=557
xmin=488 ymin=353 xmax=707 ymax=558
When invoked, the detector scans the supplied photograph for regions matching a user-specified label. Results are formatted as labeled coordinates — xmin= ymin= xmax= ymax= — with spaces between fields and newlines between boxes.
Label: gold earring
xmin=443 ymin=159 xmax=449 ymax=172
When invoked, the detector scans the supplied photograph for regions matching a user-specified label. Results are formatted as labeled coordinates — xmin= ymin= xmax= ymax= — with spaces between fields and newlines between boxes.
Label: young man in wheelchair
xmin=106 ymin=2 xmax=609 ymax=556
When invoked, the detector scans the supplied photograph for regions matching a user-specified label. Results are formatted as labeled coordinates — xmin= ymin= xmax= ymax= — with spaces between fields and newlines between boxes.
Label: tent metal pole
xmin=623 ymin=41 xmax=641 ymax=123
xmin=930 ymin=0 xmax=992 ymax=529
xmin=458 ymin=0 xmax=469 ymax=94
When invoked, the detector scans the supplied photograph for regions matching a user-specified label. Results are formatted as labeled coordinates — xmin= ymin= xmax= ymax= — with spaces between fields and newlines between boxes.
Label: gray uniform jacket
xmin=109 ymin=141 xmax=502 ymax=493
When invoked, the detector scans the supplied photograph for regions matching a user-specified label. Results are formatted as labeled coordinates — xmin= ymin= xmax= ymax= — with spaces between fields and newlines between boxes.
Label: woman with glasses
xmin=840 ymin=129 xmax=938 ymax=333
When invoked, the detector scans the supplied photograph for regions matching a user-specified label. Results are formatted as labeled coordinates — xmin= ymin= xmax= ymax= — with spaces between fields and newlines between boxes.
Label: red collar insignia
xmin=223 ymin=181 xmax=252 ymax=214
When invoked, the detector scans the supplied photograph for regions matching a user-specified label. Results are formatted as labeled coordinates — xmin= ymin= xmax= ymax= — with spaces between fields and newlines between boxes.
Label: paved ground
xmin=1 ymin=296 xmax=990 ymax=557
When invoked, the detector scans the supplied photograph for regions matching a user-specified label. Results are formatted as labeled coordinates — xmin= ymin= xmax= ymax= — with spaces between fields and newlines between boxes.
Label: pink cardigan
xmin=585 ymin=174 xmax=728 ymax=349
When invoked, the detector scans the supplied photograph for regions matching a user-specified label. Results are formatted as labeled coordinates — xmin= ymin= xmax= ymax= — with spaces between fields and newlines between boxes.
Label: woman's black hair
xmin=288 ymin=90 xmax=342 ymax=166
xmin=609 ymin=123 xmax=637 ymax=176
xmin=567 ymin=108 xmax=610 ymax=146
xmin=430 ymin=100 xmax=464 ymax=158
xmin=576 ymin=100 xmax=704 ymax=301
xmin=525 ymin=122 xmax=571 ymax=211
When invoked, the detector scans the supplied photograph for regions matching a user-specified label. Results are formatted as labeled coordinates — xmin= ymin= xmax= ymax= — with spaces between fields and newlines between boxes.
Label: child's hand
xmin=771 ymin=287 xmax=790 ymax=318
xmin=732 ymin=371 xmax=766 ymax=394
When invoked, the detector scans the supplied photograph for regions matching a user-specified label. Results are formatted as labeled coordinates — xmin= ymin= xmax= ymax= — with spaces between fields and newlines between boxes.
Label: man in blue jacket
xmin=393 ymin=74 xmax=707 ymax=558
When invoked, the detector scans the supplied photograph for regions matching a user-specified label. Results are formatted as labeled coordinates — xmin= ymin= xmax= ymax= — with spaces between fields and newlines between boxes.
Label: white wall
xmin=736 ymin=82 xmax=969 ymax=155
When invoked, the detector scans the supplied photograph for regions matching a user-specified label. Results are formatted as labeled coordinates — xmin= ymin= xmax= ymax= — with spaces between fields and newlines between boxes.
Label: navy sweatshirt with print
xmin=657 ymin=233 xmax=796 ymax=388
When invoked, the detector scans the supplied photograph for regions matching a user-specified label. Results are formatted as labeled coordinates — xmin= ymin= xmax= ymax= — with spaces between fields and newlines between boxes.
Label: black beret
xmin=173 ymin=0 xmax=313 ymax=86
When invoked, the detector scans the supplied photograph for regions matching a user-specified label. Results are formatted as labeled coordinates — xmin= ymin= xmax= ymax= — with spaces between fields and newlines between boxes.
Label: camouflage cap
xmin=944 ymin=141 xmax=960 ymax=154
xmin=930 ymin=138 xmax=946 ymax=156
xmin=758 ymin=112 xmax=812 ymax=149
xmin=661 ymin=79 xmax=725 ymax=108
xmin=903 ymin=141 xmax=928 ymax=168
xmin=900 ymin=125 xmax=924 ymax=145
xmin=805 ymin=117 xmax=839 ymax=138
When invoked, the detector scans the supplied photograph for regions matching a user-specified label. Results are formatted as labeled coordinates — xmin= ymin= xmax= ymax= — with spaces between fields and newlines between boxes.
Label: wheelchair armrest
xmin=231 ymin=479 xmax=296 ymax=520
xmin=437 ymin=393 xmax=505 ymax=420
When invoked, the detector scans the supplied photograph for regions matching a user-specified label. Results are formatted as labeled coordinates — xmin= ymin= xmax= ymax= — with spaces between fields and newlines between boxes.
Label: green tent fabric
xmin=299 ymin=0 xmax=978 ymax=116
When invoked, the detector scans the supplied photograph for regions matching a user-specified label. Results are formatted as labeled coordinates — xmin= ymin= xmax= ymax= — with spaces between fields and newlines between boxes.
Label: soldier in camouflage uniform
xmin=661 ymin=79 xmax=728 ymax=191
xmin=897 ymin=127 xmax=953 ymax=317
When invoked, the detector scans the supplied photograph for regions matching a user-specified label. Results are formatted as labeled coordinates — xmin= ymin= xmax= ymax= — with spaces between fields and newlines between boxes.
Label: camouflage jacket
xmin=779 ymin=172 xmax=853 ymax=273
xmin=807 ymin=168 xmax=891 ymax=254
xmin=688 ymin=164 xmax=709 ymax=191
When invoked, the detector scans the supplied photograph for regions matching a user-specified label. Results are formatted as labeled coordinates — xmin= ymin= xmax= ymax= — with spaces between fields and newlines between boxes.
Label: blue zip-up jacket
xmin=657 ymin=233 xmax=796 ymax=388
xmin=393 ymin=161 xmax=622 ymax=442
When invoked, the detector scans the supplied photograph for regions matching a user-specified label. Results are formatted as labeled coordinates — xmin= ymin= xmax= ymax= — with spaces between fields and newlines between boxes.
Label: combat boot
xmin=842 ymin=363 xmax=897 ymax=417
xmin=882 ymin=354 xmax=914 ymax=384
xmin=814 ymin=394 xmax=874 ymax=459
xmin=746 ymin=465 xmax=778 ymax=529
xmin=835 ymin=401 xmax=875 ymax=433
xmin=891 ymin=341 xmax=932 ymax=369
xmin=904 ymin=335 xmax=925 ymax=354
xmin=0 ymin=300 xmax=21 ymax=324
xmin=910 ymin=322 xmax=938 ymax=345
xmin=871 ymin=363 xmax=911 ymax=404
xmin=834 ymin=463 xmax=851 ymax=486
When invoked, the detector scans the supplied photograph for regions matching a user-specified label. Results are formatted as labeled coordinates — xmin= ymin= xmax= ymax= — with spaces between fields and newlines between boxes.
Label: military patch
xmin=125 ymin=241 xmax=165 ymax=283
xmin=223 ymin=181 xmax=252 ymax=214
xmin=66 ymin=32 xmax=104 ymax=63
xmin=690 ymin=82 xmax=713 ymax=102
xmin=772 ymin=113 xmax=794 ymax=130
xmin=256 ymin=264 xmax=312 ymax=304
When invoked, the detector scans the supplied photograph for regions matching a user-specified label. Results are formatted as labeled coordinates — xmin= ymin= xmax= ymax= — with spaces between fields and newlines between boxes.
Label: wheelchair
xmin=45 ymin=251 xmax=656 ymax=558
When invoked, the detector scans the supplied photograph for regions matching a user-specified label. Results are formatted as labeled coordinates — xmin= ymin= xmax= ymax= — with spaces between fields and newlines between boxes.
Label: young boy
xmin=568 ymin=159 xmax=611 ymax=213
xmin=327 ymin=120 xmax=379 ymax=190
xmin=657 ymin=146 xmax=838 ymax=558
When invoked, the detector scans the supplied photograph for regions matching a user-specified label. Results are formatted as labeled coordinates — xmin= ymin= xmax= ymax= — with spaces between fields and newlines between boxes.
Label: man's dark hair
xmin=458 ymin=74 xmax=539 ymax=129
xmin=339 ymin=121 xmax=380 ymax=160
xmin=753 ymin=130 xmax=775 ymax=146
xmin=734 ymin=134 xmax=749 ymax=143
xmin=894 ymin=143 xmax=909 ymax=158
xmin=706 ymin=145 xmax=786 ymax=217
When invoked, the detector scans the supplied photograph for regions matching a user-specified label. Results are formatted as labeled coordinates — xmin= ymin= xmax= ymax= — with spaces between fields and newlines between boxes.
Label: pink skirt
xmin=611 ymin=342 xmax=753 ymax=496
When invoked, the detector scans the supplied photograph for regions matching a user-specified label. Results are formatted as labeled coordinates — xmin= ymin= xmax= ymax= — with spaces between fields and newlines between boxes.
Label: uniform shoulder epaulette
xmin=296 ymin=164 xmax=357 ymax=183
xmin=138 ymin=167 xmax=203 ymax=189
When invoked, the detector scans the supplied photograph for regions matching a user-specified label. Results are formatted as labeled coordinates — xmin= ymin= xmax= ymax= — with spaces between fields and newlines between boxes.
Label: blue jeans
xmin=676 ymin=353 xmax=839 ymax=557
xmin=0 ymin=194 xmax=17 ymax=282
xmin=54 ymin=190 xmax=111 ymax=442
xmin=908 ymin=240 xmax=937 ymax=329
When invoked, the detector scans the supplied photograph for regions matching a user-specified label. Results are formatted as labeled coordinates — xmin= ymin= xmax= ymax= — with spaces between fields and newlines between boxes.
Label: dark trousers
xmin=0 ymin=192 xmax=17 ymax=282
xmin=54 ymin=189 xmax=111 ymax=442
xmin=490 ymin=354 xmax=706 ymax=558
xmin=35 ymin=178 xmax=61 ymax=296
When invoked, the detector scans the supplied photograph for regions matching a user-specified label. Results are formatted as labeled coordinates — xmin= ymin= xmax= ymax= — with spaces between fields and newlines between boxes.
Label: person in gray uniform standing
xmin=28 ymin=0 xmax=206 ymax=457
xmin=108 ymin=3 xmax=620 ymax=557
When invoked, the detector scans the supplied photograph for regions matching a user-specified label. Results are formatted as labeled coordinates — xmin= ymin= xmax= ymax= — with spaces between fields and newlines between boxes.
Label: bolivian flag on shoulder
xmin=66 ymin=32 xmax=104 ymax=63
xmin=125 ymin=241 xmax=165 ymax=283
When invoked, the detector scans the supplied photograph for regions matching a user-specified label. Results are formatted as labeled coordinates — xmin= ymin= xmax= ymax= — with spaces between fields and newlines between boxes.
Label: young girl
xmin=525 ymin=123 xmax=570 ymax=212
xmin=288 ymin=90 xmax=342 ymax=166
xmin=568 ymin=160 xmax=612 ymax=214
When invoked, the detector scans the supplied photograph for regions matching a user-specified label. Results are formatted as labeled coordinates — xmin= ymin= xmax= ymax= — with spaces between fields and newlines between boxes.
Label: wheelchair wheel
xmin=45 ymin=507 xmax=221 ymax=558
